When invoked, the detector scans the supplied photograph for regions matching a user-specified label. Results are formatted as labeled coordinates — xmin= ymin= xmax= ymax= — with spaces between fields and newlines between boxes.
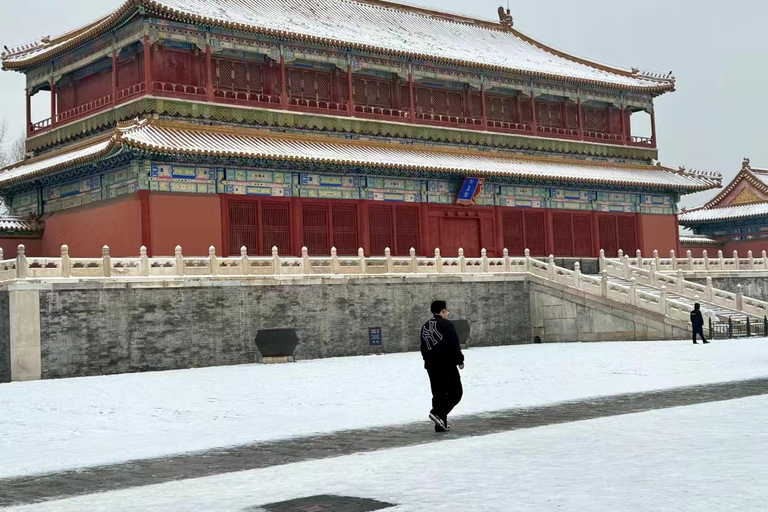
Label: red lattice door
xmin=617 ymin=216 xmax=638 ymax=255
xmin=552 ymin=212 xmax=574 ymax=257
xmin=369 ymin=205 xmax=394 ymax=256
xmin=572 ymin=214 xmax=593 ymax=257
xmin=394 ymin=206 xmax=420 ymax=256
xmin=524 ymin=211 xmax=547 ymax=256
xmin=331 ymin=204 xmax=359 ymax=255
xmin=302 ymin=204 xmax=330 ymax=255
xmin=598 ymin=216 xmax=619 ymax=257
xmin=261 ymin=203 xmax=290 ymax=255
xmin=502 ymin=211 xmax=525 ymax=256
xmin=228 ymin=201 xmax=258 ymax=255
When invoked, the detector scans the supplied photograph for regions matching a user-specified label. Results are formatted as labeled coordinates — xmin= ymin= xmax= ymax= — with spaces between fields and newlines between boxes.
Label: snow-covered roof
xmin=0 ymin=138 xmax=117 ymax=187
xmin=0 ymin=117 xmax=720 ymax=192
xmin=0 ymin=216 xmax=42 ymax=234
xmin=679 ymin=203 xmax=768 ymax=224
xmin=1 ymin=0 xmax=674 ymax=93
xmin=679 ymin=235 xmax=720 ymax=246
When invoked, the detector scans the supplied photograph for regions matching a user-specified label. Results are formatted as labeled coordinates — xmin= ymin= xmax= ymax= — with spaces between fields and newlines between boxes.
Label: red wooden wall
xmin=220 ymin=196 xmax=650 ymax=260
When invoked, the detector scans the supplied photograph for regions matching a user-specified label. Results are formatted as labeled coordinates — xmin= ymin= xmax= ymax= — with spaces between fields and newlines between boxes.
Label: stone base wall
xmin=1 ymin=273 xmax=694 ymax=382
xmin=529 ymin=278 xmax=690 ymax=343
xmin=28 ymin=277 xmax=532 ymax=380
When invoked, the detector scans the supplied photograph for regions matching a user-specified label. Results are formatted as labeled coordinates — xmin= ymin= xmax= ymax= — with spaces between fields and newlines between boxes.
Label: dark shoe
xmin=693 ymin=341 xmax=698 ymax=344
xmin=429 ymin=411 xmax=447 ymax=430
xmin=435 ymin=424 xmax=448 ymax=432
xmin=703 ymin=341 xmax=710 ymax=344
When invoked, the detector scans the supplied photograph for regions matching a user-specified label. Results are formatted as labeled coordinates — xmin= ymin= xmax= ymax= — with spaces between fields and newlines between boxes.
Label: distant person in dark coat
xmin=690 ymin=303 xmax=709 ymax=344
xmin=420 ymin=300 xmax=465 ymax=432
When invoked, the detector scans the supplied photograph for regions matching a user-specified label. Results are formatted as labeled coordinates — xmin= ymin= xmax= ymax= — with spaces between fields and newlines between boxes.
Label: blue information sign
xmin=456 ymin=177 xmax=484 ymax=205
xmin=369 ymin=327 xmax=382 ymax=346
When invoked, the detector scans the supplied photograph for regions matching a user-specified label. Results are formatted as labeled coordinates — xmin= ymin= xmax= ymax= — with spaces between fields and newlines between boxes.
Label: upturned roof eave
xmin=1 ymin=0 xmax=675 ymax=95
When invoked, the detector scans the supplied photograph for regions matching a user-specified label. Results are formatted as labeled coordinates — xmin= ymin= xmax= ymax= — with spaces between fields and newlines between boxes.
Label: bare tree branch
xmin=10 ymin=136 xmax=26 ymax=164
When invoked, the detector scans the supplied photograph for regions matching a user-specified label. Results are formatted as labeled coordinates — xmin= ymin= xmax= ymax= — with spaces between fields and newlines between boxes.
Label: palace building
xmin=680 ymin=159 xmax=768 ymax=256
xmin=0 ymin=0 xmax=721 ymax=259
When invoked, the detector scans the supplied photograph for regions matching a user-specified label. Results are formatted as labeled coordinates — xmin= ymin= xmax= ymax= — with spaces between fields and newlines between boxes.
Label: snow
xmin=2 ymin=339 xmax=768 ymax=479
xmin=8 ymin=393 xmax=768 ymax=511
xmin=121 ymin=122 xmax=715 ymax=190
xmin=4 ymin=0 xmax=668 ymax=90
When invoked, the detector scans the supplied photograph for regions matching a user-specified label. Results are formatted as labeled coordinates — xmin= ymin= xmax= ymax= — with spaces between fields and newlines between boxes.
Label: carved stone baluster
xmin=435 ymin=248 xmax=443 ymax=273
xmin=140 ymin=246 xmax=149 ymax=277
xmin=61 ymin=245 xmax=71 ymax=278
xmin=208 ymin=246 xmax=218 ymax=276
xmin=175 ymin=246 xmax=184 ymax=276
xmin=102 ymin=246 xmax=111 ymax=277
xmin=358 ymin=248 xmax=367 ymax=275
xmin=272 ymin=246 xmax=280 ymax=276
xmin=16 ymin=245 xmax=27 ymax=280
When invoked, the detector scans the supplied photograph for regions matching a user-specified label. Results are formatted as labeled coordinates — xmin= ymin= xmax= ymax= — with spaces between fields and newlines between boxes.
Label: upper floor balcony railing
xmin=27 ymin=63 xmax=656 ymax=153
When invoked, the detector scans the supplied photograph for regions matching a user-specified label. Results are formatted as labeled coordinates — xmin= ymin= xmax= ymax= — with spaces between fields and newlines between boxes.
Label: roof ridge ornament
xmin=632 ymin=68 xmax=676 ymax=82
xmin=497 ymin=6 xmax=513 ymax=28
xmin=742 ymin=157 xmax=751 ymax=170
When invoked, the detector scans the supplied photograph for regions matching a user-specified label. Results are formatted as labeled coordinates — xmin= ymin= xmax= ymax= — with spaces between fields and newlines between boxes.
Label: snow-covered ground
xmin=2 ymin=339 xmax=768 ymax=479
xmin=8 ymin=394 xmax=767 ymax=511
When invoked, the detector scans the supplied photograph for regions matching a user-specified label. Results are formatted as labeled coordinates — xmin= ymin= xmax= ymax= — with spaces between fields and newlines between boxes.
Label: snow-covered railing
xmin=607 ymin=248 xmax=768 ymax=273
xmin=0 ymin=244 xmax=536 ymax=282
xmin=600 ymin=250 xmax=768 ymax=318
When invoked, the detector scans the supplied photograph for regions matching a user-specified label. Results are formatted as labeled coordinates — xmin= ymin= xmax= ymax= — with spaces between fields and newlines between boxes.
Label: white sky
xmin=1 ymin=0 xmax=765 ymax=208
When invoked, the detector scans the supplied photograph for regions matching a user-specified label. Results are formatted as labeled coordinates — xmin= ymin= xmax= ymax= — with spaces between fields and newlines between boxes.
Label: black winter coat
xmin=420 ymin=315 xmax=465 ymax=369
xmin=690 ymin=310 xmax=704 ymax=330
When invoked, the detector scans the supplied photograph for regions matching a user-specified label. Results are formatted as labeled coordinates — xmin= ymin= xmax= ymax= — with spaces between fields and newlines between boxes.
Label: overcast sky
xmin=1 ymin=0 xmax=765 ymax=208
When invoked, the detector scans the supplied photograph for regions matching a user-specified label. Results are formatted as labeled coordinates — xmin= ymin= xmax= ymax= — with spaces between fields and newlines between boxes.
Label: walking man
xmin=420 ymin=300 xmax=465 ymax=432
xmin=690 ymin=303 xmax=709 ymax=344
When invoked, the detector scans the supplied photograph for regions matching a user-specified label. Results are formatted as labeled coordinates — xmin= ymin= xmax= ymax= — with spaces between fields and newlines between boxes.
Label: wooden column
xmin=25 ymin=90 xmax=32 ymax=136
xmin=530 ymin=91 xmax=537 ymax=134
xmin=480 ymin=83 xmax=487 ymax=129
xmin=112 ymin=49 xmax=118 ymax=105
xmin=143 ymin=35 xmax=152 ymax=95
xmin=591 ymin=210 xmax=601 ymax=257
xmin=620 ymin=105 xmax=627 ymax=144
xmin=577 ymin=97 xmax=584 ymax=139
xmin=280 ymin=55 xmax=288 ymax=107
xmin=545 ymin=209 xmax=555 ymax=256
xmin=650 ymin=108 xmax=657 ymax=148
xmin=408 ymin=73 xmax=415 ymax=123
xmin=205 ymin=43 xmax=213 ymax=102
xmin=347 ymin=65 xmax=354 ymax=116
xmin=139 ymin=190 xmax=152 ymax=257
xmin=49 ymin=79 xmax=56 ymax=127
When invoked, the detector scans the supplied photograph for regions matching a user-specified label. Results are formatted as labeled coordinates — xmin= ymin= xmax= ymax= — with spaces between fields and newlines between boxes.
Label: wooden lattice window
xmin=369 ymin=206 xmax=394 ymax=256
xmin=287 ymin=68 xmax=331 ymax=101
xmin=331 ymin=204 xmax=358 ymax=255
xmin=502 ymin=210 xmax=525 ymax=256
xmin=394 ymin=206 xmax=419 ymax=256
xmin=617 ymin=216 xmax=637 ymax=255
xmin=566 ymin=104 xmax=580 ymax=129
xmin=583 ymin=107 xmax=608 ymax=132
xmin=214 ymin=58 xmax=264 ymax=93
xmin=353 ymin=77 xmax=392 ymax=108
xmin=536 ymin=101 xmax=563 ymax=128
xmin=261 ymin=203 xmax=290 ymax=255
xmin=470 ymin=93 xmax=482 ymax=118
xmin=487 ymin=95 xmax=515 ymax=122
xmin=572 ymin=214 xmax=593 ymax=257
xmin=519 ymin=98 xmax=533 ymax=123
xmin=598 ymin=216 xmax=619 ymax=257
xmin=228 ymin=201 xmax=258 ymax=256
xmin=552 ymin=212 xmax=574 ymax=257
xmin=524 ymin=211 xmax=547 ymax=256
xmin=400 ymin=84 xmax=411 ymax=109
xmin=302 ymin=204 xmax=330 ymax=255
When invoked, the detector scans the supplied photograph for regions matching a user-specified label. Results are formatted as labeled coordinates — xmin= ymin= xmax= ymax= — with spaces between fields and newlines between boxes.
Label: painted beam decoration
xmin=456 ymin=178 xmax=485 ymax=206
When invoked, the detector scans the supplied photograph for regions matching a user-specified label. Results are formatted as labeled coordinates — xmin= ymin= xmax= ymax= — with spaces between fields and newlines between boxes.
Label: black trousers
xmin=427 ymin=365 xmax=463 ymax=422
xmin=693 ymin=327 xmax=707 ymax=343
